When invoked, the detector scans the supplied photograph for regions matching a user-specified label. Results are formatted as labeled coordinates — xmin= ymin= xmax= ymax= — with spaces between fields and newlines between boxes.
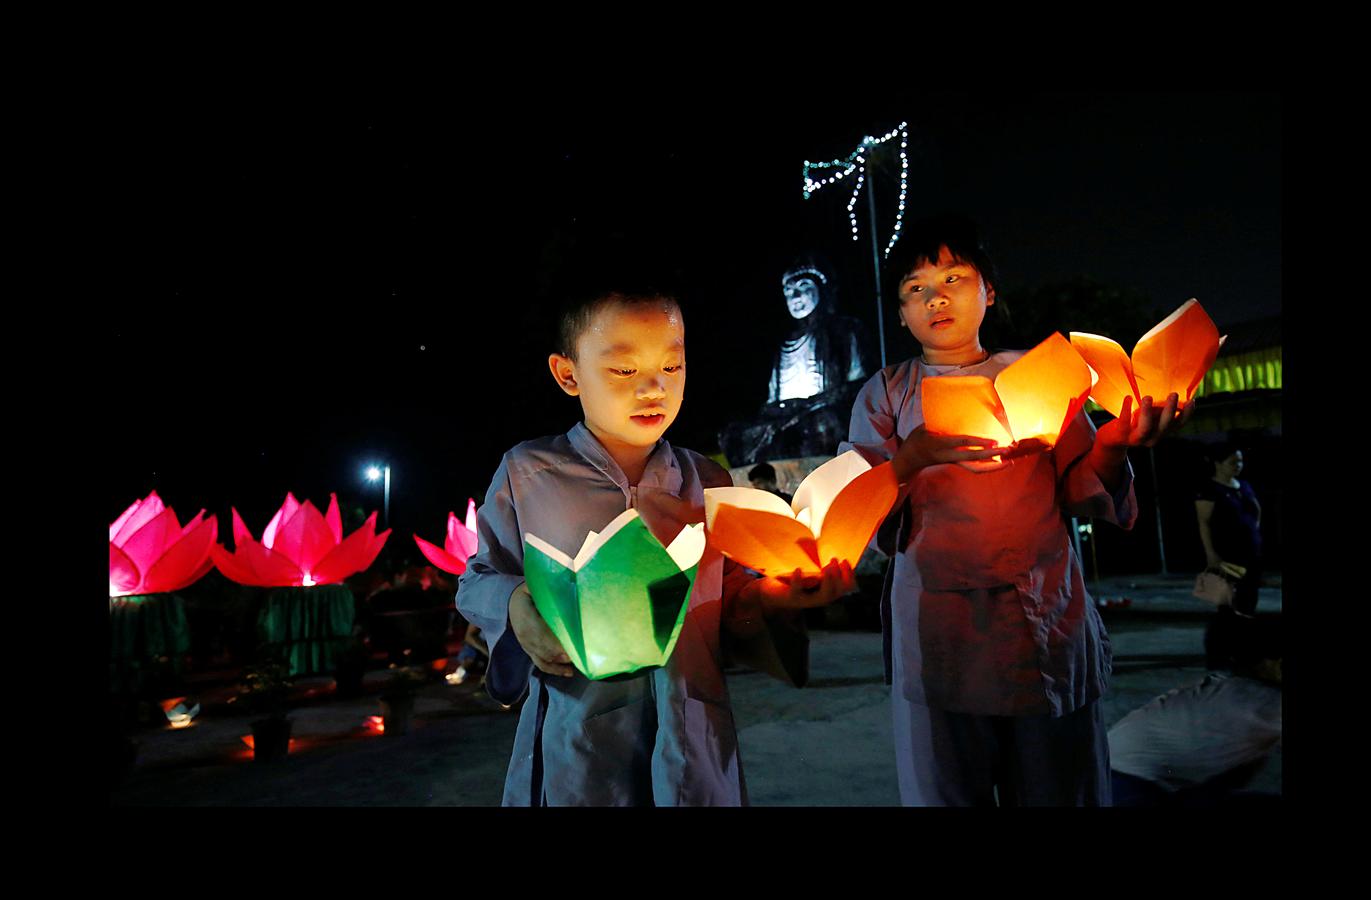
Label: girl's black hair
xmin=883 ymin=212 xmax=1000 ymax=298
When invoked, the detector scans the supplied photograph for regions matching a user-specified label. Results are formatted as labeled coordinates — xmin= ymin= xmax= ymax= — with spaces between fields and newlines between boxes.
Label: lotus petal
xmin=414 ymin=533 xmax=469 ymax=575
xmin=324 ymin=493 xmax=343 ymax=544
xmin=262 ymin=492 xmax=300 ymax=551
xmin=922 ymin=375 xmax=1014 ymax=448
xmin=110 ymin=543 xmax=141 ymax=595
xmin=238 ymin=538 xmax=307 ymax=586
xmin=1069 ymin=332 xmax=1139 ymax=420
xmin=1131 ymin=299 xmax=1222 ymax=407
xmin=231 ymin=508 xmax=255 ymax=546
xmin=112 ymin=492 xmax=167 ymax=547
xmin=211 ymin=543 xmax=265 ymax=587
xmin=144 ymin=514 xmax=218 ymax=594
xmin=118 ymin=505 xmax=182 ymax=574
xmin=110 ymin=496 xmax=146 ymax=543
xmin=311 ymin=513 xmax=380 ymax=584
xmin=270 ymin=499 xmax=336 ymax=575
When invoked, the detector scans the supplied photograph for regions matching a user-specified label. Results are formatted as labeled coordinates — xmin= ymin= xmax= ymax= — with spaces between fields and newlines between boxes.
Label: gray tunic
xmin=456 ymin=423 xmax=806 ymax=806
xmin=841 ymin=352 xmax=1138 ymax=717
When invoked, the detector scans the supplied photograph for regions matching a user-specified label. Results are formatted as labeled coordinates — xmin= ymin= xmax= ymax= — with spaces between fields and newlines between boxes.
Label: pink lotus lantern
xmin=110 ymin=492 xmax=219 ymax=597
xmin=211 ymin=492 xmax=390 ymax=587
xmin=412 ymin=499 xmax=479 ymax=575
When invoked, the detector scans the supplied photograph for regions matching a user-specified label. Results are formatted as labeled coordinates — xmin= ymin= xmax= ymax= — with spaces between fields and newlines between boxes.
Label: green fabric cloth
xmin=257 ymin=584 xmax=356 ymax=676
xmin=1194 ymin=348 xmax=1282 ymax=396
xmin=109 ymin=593 xmax=191 ymax=696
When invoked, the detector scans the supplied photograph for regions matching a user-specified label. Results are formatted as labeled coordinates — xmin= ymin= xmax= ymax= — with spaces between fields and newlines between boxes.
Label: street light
xmin=365 ymin=463 xmax=391 ymax=531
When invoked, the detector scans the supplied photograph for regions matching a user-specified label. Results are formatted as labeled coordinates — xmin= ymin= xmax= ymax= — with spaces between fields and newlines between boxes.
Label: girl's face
xmin=896 ymin=245 xmax=995 ymax=361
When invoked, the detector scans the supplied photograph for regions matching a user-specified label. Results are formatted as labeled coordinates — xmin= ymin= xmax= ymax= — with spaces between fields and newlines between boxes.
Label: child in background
xmin=457 ymin=263 xmax=854 ymax=806
xmin=842 ymin=214 xmax=1190 ymax=805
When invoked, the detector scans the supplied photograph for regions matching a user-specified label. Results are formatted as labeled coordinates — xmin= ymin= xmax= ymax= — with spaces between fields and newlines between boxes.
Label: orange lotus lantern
xmin=921 ymin=332 xmax=1095 ymax=450
xmin=412 ymin=499 xmax=479 ymax=575
xmin=211 ymin=492 xmax=390 ymax=587
xmin=110 ymin=492 xmax=219 ymax=597
xmin=703 ymin=451 xmax=899 ymax=578
xmin=1070 ymin=298 xmax=1224 ymax=419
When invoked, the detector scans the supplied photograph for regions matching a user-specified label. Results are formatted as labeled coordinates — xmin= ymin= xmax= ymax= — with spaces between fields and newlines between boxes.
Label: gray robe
xmin=843 ymin=353 xmax=1138 ymax=805
xmin=456 ymin=423 xmax=807 ymax=806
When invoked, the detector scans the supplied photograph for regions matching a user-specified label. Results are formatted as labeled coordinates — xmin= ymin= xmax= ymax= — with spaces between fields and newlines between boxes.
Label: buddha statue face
xmin=782 ymin=273 xmax=823 ymax=320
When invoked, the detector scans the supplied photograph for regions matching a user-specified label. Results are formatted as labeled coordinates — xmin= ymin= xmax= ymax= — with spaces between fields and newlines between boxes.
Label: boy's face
xmin=548 ymin=299 xmax=686 ymax=456
xmin=896 ymin=245 xmax=995 ymax=354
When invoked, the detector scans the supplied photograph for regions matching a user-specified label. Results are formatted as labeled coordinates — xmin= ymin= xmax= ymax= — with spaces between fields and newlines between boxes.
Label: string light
xmin=802 ymin=122 xmax=909 ymax=257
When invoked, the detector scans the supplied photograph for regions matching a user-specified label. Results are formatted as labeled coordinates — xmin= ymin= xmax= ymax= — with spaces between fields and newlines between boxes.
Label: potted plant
xmin=378 ymin=666 xmax=427 ymax=737
xmin=239 ymin=658 xmax=293 ymax=762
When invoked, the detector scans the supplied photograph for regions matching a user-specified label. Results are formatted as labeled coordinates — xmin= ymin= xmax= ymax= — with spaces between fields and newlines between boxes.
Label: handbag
xmin=1192 ymin=561 xmax=1248 ymax=607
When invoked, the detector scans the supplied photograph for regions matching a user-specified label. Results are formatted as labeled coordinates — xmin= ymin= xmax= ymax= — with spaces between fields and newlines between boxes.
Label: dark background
xmin=103 ymin=90 xmax=1280 ymax=574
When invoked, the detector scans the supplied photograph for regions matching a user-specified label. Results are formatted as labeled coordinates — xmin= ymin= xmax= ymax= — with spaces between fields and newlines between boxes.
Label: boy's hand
xmin=1095 ymin=393 xmax=1194 ymax=452
xmin=893 ymin=425 xmax=1006 ymax=481
xmin=508 ymin=583 xmax=576 ymax=678
xmin=762 ymin=558 xmax=856 ymax=610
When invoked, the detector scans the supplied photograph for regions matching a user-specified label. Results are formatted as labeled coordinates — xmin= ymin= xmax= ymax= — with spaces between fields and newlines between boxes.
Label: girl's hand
xmin=762 ymin=558 xmax=856 ymax=610
xmin=1096 ymin=393 xmax=1194 ymax=451
xmin=509 ymin=583 xmax=577 ymax=678
xmin=893 ymin=425 xmax=1006 ymax=481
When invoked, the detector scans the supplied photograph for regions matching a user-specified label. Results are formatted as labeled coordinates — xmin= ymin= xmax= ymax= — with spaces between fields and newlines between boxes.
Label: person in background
xmin=1195 ymin=442 xmax=1263 ymax=670
xmin=747 ymin=462 xmax=793 ymax=504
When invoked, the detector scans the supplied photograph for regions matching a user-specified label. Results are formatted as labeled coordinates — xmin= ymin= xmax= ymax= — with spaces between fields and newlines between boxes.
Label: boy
xmin=842 ymin=214 xmax=1189 ymax=806
xmin=457 ymin=274 xmax=854 ymax=806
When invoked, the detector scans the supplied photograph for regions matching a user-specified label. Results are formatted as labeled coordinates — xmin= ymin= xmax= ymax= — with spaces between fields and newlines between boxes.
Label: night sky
xmin=106 ymin=90 xmax=1280 ymax=559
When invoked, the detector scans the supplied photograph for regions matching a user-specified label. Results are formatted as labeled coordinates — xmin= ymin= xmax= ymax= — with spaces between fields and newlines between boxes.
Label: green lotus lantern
xmin=523 ymin=509 xmax=705 ymax=681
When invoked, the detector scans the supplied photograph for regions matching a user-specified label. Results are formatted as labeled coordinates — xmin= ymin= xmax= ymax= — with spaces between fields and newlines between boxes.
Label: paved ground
xmin=109 ymin=574 xmax=1281 ymax=806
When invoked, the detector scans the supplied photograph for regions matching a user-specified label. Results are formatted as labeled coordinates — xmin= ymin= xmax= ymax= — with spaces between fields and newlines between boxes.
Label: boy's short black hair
xmin=883 ymin=212 xmax=1000 ymax=298
xmin=748 ymin=462 xmax=777 ymax=482
xmin=552 ymin=240 xmax=683 ymax=360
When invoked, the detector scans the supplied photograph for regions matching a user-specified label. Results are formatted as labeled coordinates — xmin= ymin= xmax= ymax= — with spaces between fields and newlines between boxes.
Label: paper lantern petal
xmin=311 ymin=514 xmax=380 ymax=584
xmin=271 ymin=499 xmax=336 ymax=574
xmin=262 ymin=493 xmax=300 ymax=551
xmin=1132 ymin=298 xmax=1222 ymax=406
xmin=110 ymin=496 xmax=146 ymax=543
xmin=231 ymin=508 xmax=254 ymax=547
xmin=118 ymin=506 xmax=182 ymax=574
xmin=110 ymin=543 xmax=141 ymax=594
xmin=239 ymin=540 xmax=307 ymax=586
xmin=143 ymin=514 xmax=218 ymax=594
xmin=815 ymin=462 xmax=899 ymax=568
xmin=1070 ymin=332 xmax=1138 ymax=419
xmin=112 ymin=492 xmax=167 ymax=546
xmin=414 ymin=534 xmax=468 ymax=575
xmin=211 ymin=543 xmax=266 ymax=587
xmin=325 ymin=493 xmax=343 ymax=544
xmin=708 ymin=504 xmax=822 ymax=576
xmin=994 ymin=332 xmax=1093 ymax=446
xmin=464 ymin=498 xmax=478 ymax=535
xmin=921 ymin=375 xmax=1014 ymax=447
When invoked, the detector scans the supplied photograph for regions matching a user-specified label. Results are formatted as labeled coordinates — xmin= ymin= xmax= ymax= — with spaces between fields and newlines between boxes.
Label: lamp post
xmin=366 ymin=464 xmax=391 ymax=531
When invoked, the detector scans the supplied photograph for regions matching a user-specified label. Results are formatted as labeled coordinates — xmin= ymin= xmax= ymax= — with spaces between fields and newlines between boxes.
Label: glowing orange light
xmin=1070 ymin=298 xmax=1224 ymax=419
xmin=921 ymin=332 xmax=1095 ymax=448
xmin=364 ymin=715 xmax=385 ymax=734
xmin=704 ymin=453 xmax=899 ymax=578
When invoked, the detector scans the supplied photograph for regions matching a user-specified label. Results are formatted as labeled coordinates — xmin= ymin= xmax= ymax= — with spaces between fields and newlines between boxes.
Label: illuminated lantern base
xmin=109 ymin=593 xmax=191 ymax=698
xmin=248 ymin=717 xmax=293 ymax=763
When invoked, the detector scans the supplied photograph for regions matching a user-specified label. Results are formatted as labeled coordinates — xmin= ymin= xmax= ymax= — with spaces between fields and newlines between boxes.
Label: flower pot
xmin=379 ymin=693 xmax=415 ymax=737
xmin=251 ymin=716 xmax=292 ymax=763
